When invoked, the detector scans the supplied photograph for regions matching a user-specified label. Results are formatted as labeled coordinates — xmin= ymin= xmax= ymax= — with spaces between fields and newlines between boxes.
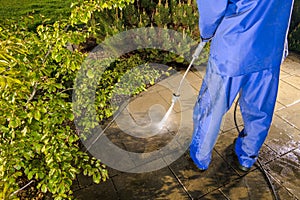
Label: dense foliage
xmin=290 ymin=0 xmax=300 ymax=52
xmin=0 ymin=0 xmax=134 ymax=199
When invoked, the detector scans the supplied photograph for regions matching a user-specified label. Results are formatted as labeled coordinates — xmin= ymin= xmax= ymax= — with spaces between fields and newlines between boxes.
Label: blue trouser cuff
xmin=189 ymin=147 xmax=211 ymax=170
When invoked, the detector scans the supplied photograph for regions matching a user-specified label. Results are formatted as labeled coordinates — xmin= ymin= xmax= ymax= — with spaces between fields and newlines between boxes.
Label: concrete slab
xmin=281 ymin=57 xmax=300 ymax=75
xmin=280 ymin=69 xmax=292 ymax=79
xmin=221 ymin=101 xmax=244 ymax=133
xmin=219 ymin=169 xmax=274 ymax=200
xmin=282 ymin=75 xmax=300 ymax=90
xmin=159 ymin=72 xmax=188 ymax=92
xmin=258 ymin=144 xmax=279 ymax=164
xmin=169 ymin=152 xmax=239 ymax=199
xmin=275 ymin=185 xmax=299 ymax=200
xmin=157 ymin=81 xmax=198 ymax=114
xmin=276 ymin=102 xmax=300 ymax=130
xmin=77 ymin=173 xmax=94 ymax=188
xmin=266 ymin=148 xmax=300 ymax=199
xmin=157 ymin=88 xmax=183 ymax=113
xmin=74 ymin=179 xmax=118 ymax=200
xmin=215 ymin=130 xmax=257 ymax=174
xmin=198 ymin=189 xmax=228 ymax=199
xmin=112 ymin=168 xmax=190 ymax=200
xmin=277 ymin=80 xmax=300 ymax=107
xmin=127 ymin=91 xmax=170 ymax=125
xmin=190 ymin=68 xmax=206 ymax=79
xmin=184 ymin=70 xmax=203 ymax=91
xmin=215 ymin=129 xmax=278 ymax=168
xmin=274 ymin=101 xmax=286 ymax=112
xmin=266 ymin=114 xmax=300 ymax=155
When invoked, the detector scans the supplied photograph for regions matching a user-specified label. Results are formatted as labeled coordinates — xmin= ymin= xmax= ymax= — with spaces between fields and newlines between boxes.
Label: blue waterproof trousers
xmin=190 ymin=59 xmax=280 ymax=170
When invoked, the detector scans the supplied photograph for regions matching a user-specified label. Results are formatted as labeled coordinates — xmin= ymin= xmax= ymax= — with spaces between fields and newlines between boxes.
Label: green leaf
xmin=34 ymin=110 xmax=41 ymax=121
xmin=8 ymin=119 xmax=17 ymax=128
xmin=0 ymin=60 xmax=9 ymax=65
xmin=175 ymin=56 xmax=185 ymax=63
xmin=14 ymin=164 xmax=21 ymax=170
xmin=41 ymin=184 xmax=48 ymax=193
xmin=28 ymin=171 xmax=34 ymax=180
xmin=38 ymin=172 xmax=45 ymax=179
xmin=86 ymin=69 xmax=94 ymax=79
xmin=67 ymin=113 xmax=74 ymax=121
xmin=93 ymin=172 xmax=101 ymax=184
xmin=40 ymin=107 xmax=47 ymax=113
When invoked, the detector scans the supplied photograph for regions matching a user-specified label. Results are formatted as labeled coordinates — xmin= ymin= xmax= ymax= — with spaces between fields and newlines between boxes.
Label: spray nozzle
xmin=172 ymin=93 xmax=180 ymax=103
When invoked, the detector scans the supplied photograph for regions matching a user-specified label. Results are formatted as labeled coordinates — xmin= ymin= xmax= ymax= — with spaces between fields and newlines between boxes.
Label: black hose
xmin=233 ymin=97 xmax=241 ymax=134
xmin=257 ymin=159 xmax=279 ymax=200
xmin=233 ymin=96 xmax=279 ymax=200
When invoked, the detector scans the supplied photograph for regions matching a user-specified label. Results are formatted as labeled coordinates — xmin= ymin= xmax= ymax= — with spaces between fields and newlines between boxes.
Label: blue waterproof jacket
xmin=197 ymin=0 xmax=294 ymax=76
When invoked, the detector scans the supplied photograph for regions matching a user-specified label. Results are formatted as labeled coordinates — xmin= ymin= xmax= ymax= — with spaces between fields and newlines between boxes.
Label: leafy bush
xmin=289 ymin=0 xmax=300 ymax=52
xmin=0 ymin=0 xmax=134 ymax=199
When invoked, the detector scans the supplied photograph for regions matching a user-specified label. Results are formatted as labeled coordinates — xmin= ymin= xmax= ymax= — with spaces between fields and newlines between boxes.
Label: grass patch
xmin=0 ymin=0 xmax=72 ymax=25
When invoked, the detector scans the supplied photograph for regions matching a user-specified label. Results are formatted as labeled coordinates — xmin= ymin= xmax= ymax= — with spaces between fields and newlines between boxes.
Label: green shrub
xmin=289 ymin=0 xmax=300 ymax=52
xmin=0 ymin=0 xmax=134 ymax=199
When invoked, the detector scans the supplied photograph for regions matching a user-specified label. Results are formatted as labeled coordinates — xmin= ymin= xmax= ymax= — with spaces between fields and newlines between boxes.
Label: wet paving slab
xmin=214 ymin=129 xmax=275 ymax=170
xmin=111 ymin=168 xmax=189 ymax=200
xmin=74 ymin=178 xmax=118 ymax=200
xmin=168 ymin=152 xmax=240 ymax=199
xmin=266 ymin=114 xmax=300 ymax=156
xmin=219 ymin=169 xmax=274 ymax=200
xmin=197 ymin=190 xmax=228 ymax=200
xmin=220 ymin=100 xmax=243 ymax=133
xmin=265 ymin=148 xmax=300 ymax=199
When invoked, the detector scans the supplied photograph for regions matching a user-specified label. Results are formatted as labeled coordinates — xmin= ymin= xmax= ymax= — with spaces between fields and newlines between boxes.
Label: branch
xmin=59 ymin=87 xmax=74 ymax=94
xmin=10 ymin=180 xmax=35 ymax=197
xmin=26 ymin=43 xmax=53 ymax=106
xmin=26 ymin=82 xmax=38 ymax=106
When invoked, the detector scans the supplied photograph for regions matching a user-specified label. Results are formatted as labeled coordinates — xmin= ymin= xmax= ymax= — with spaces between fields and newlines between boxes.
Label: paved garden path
xmin=73 ymin=53 xmax=300 ymax=200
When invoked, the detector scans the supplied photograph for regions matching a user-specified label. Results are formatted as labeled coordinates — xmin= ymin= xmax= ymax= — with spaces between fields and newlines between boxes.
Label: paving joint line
xmin=281 ymin=78 xmax=300 ymax=91
xmin=277 ymin=146 xmax=300 ymax=158
xmin=218 ymin=188 xmax=231 ymax=200
xmin=110 ymin=176 xmax=121 ymax=200
xmin=274 ymin=113 xmax=300 ymax=132
xmin=167 ymin=165 xmax=194 ymax=200
xmin=197 ymin=178 xmax=241 ymax=200
xmin=213 ymin=148 xmax=246 ymax=177
xmin=276 ymin=99 xmax=300 ymax=111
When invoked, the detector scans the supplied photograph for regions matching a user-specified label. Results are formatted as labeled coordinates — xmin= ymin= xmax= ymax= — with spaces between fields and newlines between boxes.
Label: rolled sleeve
xmin=197 ymin=0 xmax=229 ymax=40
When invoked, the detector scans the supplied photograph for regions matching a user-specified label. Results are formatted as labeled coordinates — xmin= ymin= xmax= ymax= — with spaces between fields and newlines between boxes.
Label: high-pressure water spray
xmin=158 ymin=41 xmax=206 ymax=129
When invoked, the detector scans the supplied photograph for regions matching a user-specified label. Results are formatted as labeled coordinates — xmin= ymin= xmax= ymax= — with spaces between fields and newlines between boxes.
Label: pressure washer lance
xmin=174 ymin=41 xmax=206 ymax=100
xmin=158 ymin=42 xmax=206 ymax=128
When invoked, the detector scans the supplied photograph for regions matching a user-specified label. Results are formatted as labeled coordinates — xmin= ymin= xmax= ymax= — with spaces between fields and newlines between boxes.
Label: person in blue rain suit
xmin=190 ymin=0 xmax=294 ymax=171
